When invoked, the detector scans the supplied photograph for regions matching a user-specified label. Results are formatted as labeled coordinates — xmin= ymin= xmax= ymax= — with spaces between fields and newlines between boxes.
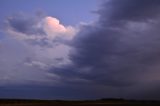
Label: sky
xmin=1 ymin=0 xmax=160 ymax=100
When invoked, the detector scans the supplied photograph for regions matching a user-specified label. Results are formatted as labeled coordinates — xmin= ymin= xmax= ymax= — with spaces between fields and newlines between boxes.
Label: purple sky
xmin=1 ymin=0 xmax=160 ymax=100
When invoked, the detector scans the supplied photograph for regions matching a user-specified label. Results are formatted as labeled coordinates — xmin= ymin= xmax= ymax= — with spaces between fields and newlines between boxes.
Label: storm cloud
xmin=50 ymin=0 xmax=160 ymax=99
xmin=7 ymin=14 xmax=45 ymax=35
xmin=99 ymin=0 xmax=160 ymax=25
xmin=1 ymin=0 xmax=160 ymax=100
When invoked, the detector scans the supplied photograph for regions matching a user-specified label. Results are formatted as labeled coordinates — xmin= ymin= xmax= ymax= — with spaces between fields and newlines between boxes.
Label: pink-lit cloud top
xmin=44 ymin=16 xmax=76 ymax=40
xmin=45 ymin=16 xmax=66 ymax=33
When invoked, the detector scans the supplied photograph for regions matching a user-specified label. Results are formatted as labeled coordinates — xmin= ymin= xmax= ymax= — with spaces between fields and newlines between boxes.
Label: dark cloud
xmin=98 ymin=0 xmax=160 ymax=26
xmin=50 ymin=0 xmax=160 ymax=99
xmin=5 ymin=14 xmax=52 ymax=47
xmin=7 ymin=14 xmax=45 ymax=35
xmin=2 ymin=0 xmax=160 ymax=100
xmin=0 ymin=85 xmax=111 ymax=100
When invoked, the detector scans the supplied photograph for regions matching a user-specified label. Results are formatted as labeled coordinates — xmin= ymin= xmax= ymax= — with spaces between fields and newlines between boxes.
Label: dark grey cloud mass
xmin=5 ymin=14 xmax=52 ymax=47
xmin=50 ymin=0 xmax=160 ymax=99
xmin=99 ymin=0 xmax=160 ymax=25
xmin=5 ymin=13 xmax=75 ymax=47
xmin=2 ymin=0 xmax=160 ymax=100
xmin=7 ymin=14 xmax=45 ymax=35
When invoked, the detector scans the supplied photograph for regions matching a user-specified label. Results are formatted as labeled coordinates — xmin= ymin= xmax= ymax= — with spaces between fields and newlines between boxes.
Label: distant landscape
xmin=1 ymin=98 xmax=160 ymax=106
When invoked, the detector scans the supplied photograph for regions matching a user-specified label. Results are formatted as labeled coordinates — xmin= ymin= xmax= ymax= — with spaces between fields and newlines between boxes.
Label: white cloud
xmin=43 ymin=16 xmax=76 ymax=40
xmin=0 ymin=15 xmax=77 ymax=86
xmin=6 ymin=16 xmax=77 ymax=45
xmin=44 ymin=17 xmax=67 ymax=33
xmin=5 ymin=15 xmax=76 ymax=67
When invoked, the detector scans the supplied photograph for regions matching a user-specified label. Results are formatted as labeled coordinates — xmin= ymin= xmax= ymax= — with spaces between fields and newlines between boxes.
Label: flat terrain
xmin=1 ymin=99 xmax=160 ymax=106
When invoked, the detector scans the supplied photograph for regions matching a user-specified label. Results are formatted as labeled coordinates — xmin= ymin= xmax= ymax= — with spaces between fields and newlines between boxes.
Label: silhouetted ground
xmin=1 ymin=98 xmax=160 ymax=106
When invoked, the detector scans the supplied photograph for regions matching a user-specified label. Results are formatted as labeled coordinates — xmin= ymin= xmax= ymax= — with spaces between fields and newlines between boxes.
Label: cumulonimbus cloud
xmin=0 ymin=14 xmax=76 ymax=86
xmin=6 ymin=15 xmax=76 ymax=47
xmin=2 ymin=0 xmax=160 ymax=100
xmin=43 ymin=16 xmax=76 ymax=40
xmin=49 ymin=0 xmax=160 ymax=99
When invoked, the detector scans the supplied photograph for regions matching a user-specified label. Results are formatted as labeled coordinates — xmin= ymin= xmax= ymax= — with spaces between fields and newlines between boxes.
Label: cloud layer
xmin=0 ymin=13 xmax=77 ymax=86
xmin=1 ymin=0 xmax=160 ymax=100
xmin=49 ymin=0 xmax=160 ymax=99
xmin=6 ymin=14 xmax=76 ymax=47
